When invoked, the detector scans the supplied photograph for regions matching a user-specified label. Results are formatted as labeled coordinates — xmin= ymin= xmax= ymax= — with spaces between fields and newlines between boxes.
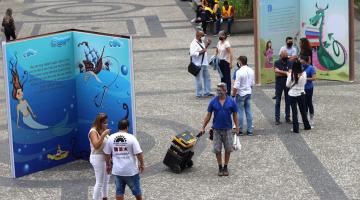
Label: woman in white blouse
xmin=215 ymin=30 xmax=233 ymax=95
xmin=286 ymin=60 xmax=311 ymax=133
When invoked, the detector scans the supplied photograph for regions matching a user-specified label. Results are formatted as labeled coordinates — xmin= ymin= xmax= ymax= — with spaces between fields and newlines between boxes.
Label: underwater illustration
xmin=3 ymin=31 xmax=134 ymax=178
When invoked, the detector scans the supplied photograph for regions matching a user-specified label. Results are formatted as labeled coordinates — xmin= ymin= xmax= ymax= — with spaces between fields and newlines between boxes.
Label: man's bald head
xmin=280 ymin=50 xmax=288 ymax=58
xmin=196 ymin=30 xmax=204 ymax=39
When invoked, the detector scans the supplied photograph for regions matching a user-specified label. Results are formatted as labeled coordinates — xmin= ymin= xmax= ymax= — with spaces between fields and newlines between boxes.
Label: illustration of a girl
xmin=264 ymin=40 xmax=274 ymax=68
xmin=10 ymin=56 xmax=48 ymax=129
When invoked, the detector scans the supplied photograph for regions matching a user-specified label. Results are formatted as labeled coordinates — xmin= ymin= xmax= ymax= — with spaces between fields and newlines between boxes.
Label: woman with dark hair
xmin=2 ymin=8 xmax=17 ymax=41
xmin=299 ymin=37 xmax=312 ymax=65
xmin=89 ymin=113 xmax=110 ymax=200
xmin=286 ymin=60 xmax=311 ymax=133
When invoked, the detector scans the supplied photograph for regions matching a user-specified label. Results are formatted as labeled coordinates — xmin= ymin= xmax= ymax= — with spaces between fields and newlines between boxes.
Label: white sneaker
xmin=191 ymin=18 xmax=196 ymax=23
xmin=310 ymin=114 xmax=314 ymax=125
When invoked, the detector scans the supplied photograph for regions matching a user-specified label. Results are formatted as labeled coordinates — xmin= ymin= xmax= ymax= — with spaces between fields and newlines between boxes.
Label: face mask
xmin=236 ymin=63 xmax=241 ymax=68
xmin=287 ymin=42 xmax=293 ymax=48
xmin=219 ymin=36 xmax=224 ymax=41
xmin=201 ymin=36 xmax=205 ymax=41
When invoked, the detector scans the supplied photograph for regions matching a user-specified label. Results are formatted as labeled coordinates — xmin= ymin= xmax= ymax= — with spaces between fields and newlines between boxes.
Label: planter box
xmin=191 ymin=0 xmax=254 ymax=34
xmin=207 ymin=19 xmax=254 ymax=34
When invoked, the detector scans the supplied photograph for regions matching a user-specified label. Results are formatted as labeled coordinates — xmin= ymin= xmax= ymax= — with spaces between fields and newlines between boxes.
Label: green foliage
xmin=355 ymin=0 xmax=360 ymax=10
xmin=355 ymin=0 xmax=360 ymax=7
xmin=220 ymin=0 xmax=254 ymax=19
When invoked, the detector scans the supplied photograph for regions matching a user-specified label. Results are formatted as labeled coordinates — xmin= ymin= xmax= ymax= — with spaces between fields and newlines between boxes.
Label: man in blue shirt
xmin=200 ymin=82 xmax=239 ymax=176
xmin=274 ymin=50 xmax=292 ymax=125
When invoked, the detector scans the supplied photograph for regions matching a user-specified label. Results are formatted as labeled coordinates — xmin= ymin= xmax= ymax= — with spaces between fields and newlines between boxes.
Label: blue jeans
xmin=236 ymin=94 xmax=253 ymax=133
xmin=275 ymin=78 xmax=290 ymax=121
xmin=115 ymin=174 xmax=142 ymax=197
xmin=305 ymin=88 xmax=314 ymax=115
xmin=195 ymin=65 xmax=211 ymax=97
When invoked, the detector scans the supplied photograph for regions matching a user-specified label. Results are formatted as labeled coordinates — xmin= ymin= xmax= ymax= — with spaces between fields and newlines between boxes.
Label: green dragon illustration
xmin=309 ymin=3 xmax=347 ymax=71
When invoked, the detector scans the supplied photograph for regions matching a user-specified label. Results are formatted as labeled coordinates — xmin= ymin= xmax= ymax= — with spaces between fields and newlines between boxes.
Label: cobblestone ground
xmin=0 ymin=0 xmax=359 ymax=199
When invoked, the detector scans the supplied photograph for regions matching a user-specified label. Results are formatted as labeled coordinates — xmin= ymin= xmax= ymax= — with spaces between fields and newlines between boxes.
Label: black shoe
xmin=205 ymin=93 xmax=214 ymax=97
xmin=291 ymin=129 xmax=299 ymax=133
xmin=272 ymin=96 xmax=276 ymax=99
xmin=237 ymin=131 xmax=245 ymax=136
xmin=275 ymin=121 xmax=281 ymax=125
xmin=286 ymin=119 xmax=292 ymax=124
xmin=222 ymin=167 xmax=229 ymax=176
xmin=247 ymin=131 xmax=253 ymax=136
xmin=218 ymin=167 xmax=223 ymax=176
xmin=304 ymin=127 xmax=311 ymax=130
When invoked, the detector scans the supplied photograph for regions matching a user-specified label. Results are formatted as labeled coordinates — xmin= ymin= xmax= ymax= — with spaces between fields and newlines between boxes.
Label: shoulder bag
xmin=188 ymin=41 xmax=205 ymax=77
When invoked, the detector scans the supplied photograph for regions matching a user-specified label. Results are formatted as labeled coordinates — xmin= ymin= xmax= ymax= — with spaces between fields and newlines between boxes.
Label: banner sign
xmin=256 ymin=0 xmax=353 ymax=83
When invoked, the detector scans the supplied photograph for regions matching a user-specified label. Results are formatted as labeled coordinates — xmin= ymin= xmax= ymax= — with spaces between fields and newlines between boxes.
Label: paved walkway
xmin=0 ymin=0 xmax=359 ymax=199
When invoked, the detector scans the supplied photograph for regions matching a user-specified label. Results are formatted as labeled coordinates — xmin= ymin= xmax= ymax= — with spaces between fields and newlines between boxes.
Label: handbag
xmin=188 ymin=41 xmax=205 ymax=77
xmin=188 ymin=61 xmax=201 ymax=76
xmin=232 ymin=134 xmax=241 ymax=151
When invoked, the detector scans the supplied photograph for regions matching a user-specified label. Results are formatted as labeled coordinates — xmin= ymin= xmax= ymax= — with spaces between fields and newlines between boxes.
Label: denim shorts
xmin=212 ymin=129 xmax=233 ymax=153
xmin=114 ymin=174 xmax=142 ymax=196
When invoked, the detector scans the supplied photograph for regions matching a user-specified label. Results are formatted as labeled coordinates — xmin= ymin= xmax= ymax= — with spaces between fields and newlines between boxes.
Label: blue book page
xmin=259 ymin=0 xmax=300 ymax=54
xmin=258 ymin=0 xmax=300 ymax=83
xmin=3 ymin=32 xmax=78 ymax=178
xmin=73 ymin=32 xmax=134 ymax=159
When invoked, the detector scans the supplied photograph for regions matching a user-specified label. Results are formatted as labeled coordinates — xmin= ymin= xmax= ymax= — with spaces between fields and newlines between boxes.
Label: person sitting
xmin=192 ymin=5 xmax=204 ymax=24
xmin=201 ymin=1 xmax=215 ymax=35
xmin=211 ymin=0 xmax=221 ymax=35
xmin=216 ymin=1 xmax=235 ymax=36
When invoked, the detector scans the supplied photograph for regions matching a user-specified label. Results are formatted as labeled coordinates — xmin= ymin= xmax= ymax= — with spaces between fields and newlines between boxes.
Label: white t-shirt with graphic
xmin=103 ymin=131 xmax=142 ymax=176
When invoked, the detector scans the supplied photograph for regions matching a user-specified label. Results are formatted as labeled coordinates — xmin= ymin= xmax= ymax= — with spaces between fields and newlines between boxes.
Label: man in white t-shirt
xmin=231 ymin=56 xmax=255 ymax=136
xmin=279 ymin=36 xmax=298 ymax=61
xmin=104 ymin=119 xmax=144 ymax=200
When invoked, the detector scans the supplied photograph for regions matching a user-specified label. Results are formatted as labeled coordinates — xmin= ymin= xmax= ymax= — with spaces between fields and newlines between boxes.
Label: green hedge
xmin=215 ymin=0 xmax=359 ymax=19
xmin=220 ymin=0 xmax=253 ymax=19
